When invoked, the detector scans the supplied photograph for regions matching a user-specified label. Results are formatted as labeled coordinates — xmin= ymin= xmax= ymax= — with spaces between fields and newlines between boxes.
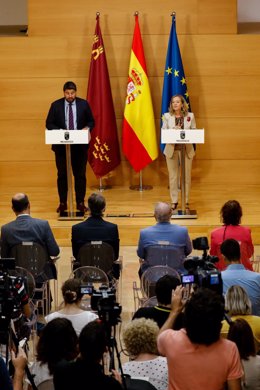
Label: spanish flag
xmin=122 ymin=14 xmax=158 ymax=172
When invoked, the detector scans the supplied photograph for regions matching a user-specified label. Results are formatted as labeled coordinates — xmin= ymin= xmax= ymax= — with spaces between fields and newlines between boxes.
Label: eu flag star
xmin=174 ymin=69 xmax=179 ymax=77
xmin=165 ymin=67 xmax=172 ymax=75
xmin=180 ymin=77 xmax=186 ymax=85
xmin=184 ymin=91 xmax=189 ymax=98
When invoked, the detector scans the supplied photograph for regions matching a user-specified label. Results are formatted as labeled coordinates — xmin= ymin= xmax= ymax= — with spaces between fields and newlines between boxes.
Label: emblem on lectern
xmin=64 ymin=131 xmax=70 ymax=140
xmin=180 ymin=130 xmax=185 ymax=140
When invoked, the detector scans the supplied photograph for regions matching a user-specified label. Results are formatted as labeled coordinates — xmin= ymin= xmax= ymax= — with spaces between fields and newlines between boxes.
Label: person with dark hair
xmin=210 ymin=200 xmax=254 ymax=270
xmin=53 ymin=320 xmax=122 ymax=390
xmin=157 ymin=286 xmax=242 ymax=390
xmin=45 ymin=278 xmax=98 ymax=335
xmin=46 ymin=80 xmax=95 ymax=213
xmin=221 ymin=239 xmax=260 ymax=315
xmin=162 ymin=95 xmax=196 ymax=211
xmin=133 ymin=275 xmax=183 ymax=328
xmin=228 ymin=319 xmax=260 ymax=389
xmin=1 ymin=193 xmax=59 ymax=260
xmin=71 ymin=193 xmax=120 ymax=276
xmin=28 ymin=318 xmax=78 ymax=388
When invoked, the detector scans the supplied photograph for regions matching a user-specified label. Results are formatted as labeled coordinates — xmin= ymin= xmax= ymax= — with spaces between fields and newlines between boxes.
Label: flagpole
xmin=129 ymin=170 xmax=153 ymax=192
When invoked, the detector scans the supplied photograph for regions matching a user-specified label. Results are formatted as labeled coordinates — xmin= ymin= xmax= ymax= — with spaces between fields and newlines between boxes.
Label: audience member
xmin=53 ymin=320 xmax=122 ymax=390
xmin=157 ymin=286 xmax=242 ymax=390
xmin=210 ymin=200 xmax=254 ymax=270
xmin=221 ymin=285 xmax=260 ymax=350
xmin=1 ymin=193 xmax=60 ymax=279
xmin=72 ymin=192 xmax=120 ymax=278
xmin=221 ymin=239 xmax=260 ymax=315
xmin=28 ymin=318 xmax=78 ymax=388
xmin=45 ymin=278 xmax=98 ymax=336
xmin=228 ymin=318 xmax=260 ymax=390
xmin=137 ymin=202 xmax=192 ymax=276
xmin=122 ymin=318 xmax=168 ymax=390
xmin=133 ymin=275 xmax=183 ymax=328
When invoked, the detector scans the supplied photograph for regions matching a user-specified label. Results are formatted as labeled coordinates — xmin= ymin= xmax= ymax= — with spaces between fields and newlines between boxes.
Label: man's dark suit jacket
xmin=46 ymin=97 xmax=95 ymax=152
xmin=72 ymin=216 xmax=119 ymax=260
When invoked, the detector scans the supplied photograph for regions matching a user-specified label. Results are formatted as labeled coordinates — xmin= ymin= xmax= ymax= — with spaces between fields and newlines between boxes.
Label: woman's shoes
xmin=171 ymin=203 xmax=178 ymax=211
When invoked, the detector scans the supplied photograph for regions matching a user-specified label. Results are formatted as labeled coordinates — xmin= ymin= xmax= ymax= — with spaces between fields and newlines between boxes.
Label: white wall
xmin=238 ymin=0 xmax=260 ymax=22
xmin=0 ymin=0 xmax=27 ymax=26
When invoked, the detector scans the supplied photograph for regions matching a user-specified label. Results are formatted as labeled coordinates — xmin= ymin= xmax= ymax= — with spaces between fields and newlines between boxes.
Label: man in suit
xmin=46 ymin=81 xmax=95 ymax=213
xmin=1 ymin=193 xmax=60 ymax=278
xmin=137 ymin=202 xmax=192 ymax=276
xmin=72 ymin=193 xmax=120 ymax=277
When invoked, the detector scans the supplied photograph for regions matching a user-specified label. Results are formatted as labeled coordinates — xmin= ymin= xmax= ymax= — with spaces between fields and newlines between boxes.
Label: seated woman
xmin=122 ymin=318 xmax=168 ymax=390
xmin=54 ymin=320 xmax=122 ymax=390
xmin=221 ymin=285 xmax=260 ymax=351
xmin=45 ymin=278 xmax=98 ymax=336
xmin=210 ymin=200 xmax=254 ymax=270
xmin=28 ymin=318 xmax=78 ymax=388
xmin=228 ymin=318 xmax=260 ymax=390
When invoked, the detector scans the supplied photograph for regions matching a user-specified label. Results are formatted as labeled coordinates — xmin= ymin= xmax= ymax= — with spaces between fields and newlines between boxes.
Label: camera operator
xmin=157 ymin=286 xmax=243 ymax=390
xmin=54 ymin=320 xmax=122 ymax=390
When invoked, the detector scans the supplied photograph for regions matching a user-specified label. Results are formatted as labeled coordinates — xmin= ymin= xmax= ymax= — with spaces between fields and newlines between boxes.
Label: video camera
xmin=182 ymin=237 xmax=223 ymax=295
xmin=80 ymin=284 xmax=122 ymax=327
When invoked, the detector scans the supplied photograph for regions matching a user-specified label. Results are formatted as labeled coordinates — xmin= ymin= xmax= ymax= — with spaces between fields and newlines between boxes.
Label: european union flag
xmin=160 ymin=14 xmax=190 ymax=152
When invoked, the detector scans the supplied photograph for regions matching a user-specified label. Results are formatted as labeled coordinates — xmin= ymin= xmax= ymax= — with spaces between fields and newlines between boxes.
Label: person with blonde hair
xmin=122 ymin=318 xmax=168 ymax=390
xmin=221 ymin=285 xmax=260 ymax=350
xmin=45 ymin=278 xmax=98 ymax=336
xmin=162 ymin=94 xmax=196 ymax=210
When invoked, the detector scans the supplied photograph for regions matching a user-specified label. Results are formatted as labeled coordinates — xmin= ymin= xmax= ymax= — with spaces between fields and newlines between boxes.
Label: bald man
xmin=137 ymin=202 xmax=192 ymax=276
xmin=1 ymin=193 xmax=59 ymax=265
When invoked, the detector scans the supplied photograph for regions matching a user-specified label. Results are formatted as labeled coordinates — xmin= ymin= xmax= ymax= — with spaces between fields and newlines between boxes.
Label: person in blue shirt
xmin=221 ymin=238 xmax=260 ymax=316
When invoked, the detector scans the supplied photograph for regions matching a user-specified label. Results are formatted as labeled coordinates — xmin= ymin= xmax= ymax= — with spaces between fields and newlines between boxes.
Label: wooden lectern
xmin=45 ymin=129 xmax=90 ymax=221
xmin=161 ymin=129 xmax=204 ymax=219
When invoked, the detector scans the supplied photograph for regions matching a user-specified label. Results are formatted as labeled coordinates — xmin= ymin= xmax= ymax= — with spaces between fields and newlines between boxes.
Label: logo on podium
xmin=180 ymin=130 xmax=185 ymax=140
xmin=64 ymin=131 xmax=70 ymax=141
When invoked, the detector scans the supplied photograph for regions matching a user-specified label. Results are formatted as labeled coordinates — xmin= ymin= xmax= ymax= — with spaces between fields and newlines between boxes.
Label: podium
xmin=161 ymin=129 xmax=204 ymax=219
xmin=45 ymin=129 xmax=90 ymax=220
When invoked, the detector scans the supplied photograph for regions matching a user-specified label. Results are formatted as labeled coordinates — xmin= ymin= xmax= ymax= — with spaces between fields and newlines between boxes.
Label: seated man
xmin=1 ymin=193 xmax=60 ymax=280
xmin=158 ymin=286 xmax=243 ymax=390
xmin=133 ymin=274 xmax=183 ymax=328
xmin=221 ymin=238 xmax=260 ymax=316
xmin=72 ymin=193 xmax=120 ymax=277
xmin=137 ymin=202 xmax=192 ymax=276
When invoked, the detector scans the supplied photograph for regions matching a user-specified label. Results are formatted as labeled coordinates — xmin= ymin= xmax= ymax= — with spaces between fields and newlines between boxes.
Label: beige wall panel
xmin=2 ymin=34 xmax=260 ymax=80
xmin=0 ymin=160 xmax=260 ymax=189
xmin=1 ymin=75 xmax=260 ymax=121
xmin=28 ymin=0 xmax=236 ymax=36
xmin=198 ymin=0 xmax=237 ymax=34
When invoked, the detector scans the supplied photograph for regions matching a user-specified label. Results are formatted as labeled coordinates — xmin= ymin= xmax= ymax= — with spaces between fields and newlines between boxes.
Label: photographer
xmin=54 ymin=320 xmax=122 ymax=390
xmin=158 ymin=286 xmax=243 ymax=390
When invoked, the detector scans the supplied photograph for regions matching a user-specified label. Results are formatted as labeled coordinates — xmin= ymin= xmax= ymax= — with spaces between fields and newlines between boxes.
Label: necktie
xmin=68 ymin=103 xmax=74 ymax=130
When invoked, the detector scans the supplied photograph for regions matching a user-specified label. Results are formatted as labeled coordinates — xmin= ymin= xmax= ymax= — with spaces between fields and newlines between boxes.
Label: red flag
xmin=87 ymin=15 xmax=121 ymax=178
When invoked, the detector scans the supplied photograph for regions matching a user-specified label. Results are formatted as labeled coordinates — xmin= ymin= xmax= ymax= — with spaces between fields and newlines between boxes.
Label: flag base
xmin=129 ymin=184 xmax=153 ymax=191
xmin=58 ymin=210 xmax=85 ymax=221
xmin=90 ymin=184 xmax=112 ymax=192
xmin=171 ymin=209 xmax=197 ymax=219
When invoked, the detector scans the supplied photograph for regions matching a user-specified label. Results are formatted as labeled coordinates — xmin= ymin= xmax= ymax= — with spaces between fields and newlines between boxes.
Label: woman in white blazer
xmin=162 ymin=94 xmax=196 ymax=211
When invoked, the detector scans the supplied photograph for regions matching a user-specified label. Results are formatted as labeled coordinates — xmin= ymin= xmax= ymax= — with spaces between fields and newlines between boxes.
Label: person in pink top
xmin=157 ymin=286 xmax=242 ymax=390
xmin=210 ymin=200 xmax=254 ymax=270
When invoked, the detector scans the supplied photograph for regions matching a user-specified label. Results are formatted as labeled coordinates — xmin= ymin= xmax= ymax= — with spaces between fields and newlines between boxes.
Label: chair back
xmin=143 ymin=242 xmax=185 ymax=273
xmin=37 ymin=379 xmax=54 ymax=390
xmin=142 ymin=296 xmax=158 ymax=308
xmin=141 ymin=265 xmax=180 ymax=298
xmin=10 ymin=242 xmax=55 ymax=282
xmin=77 ymin=241 xmax=115 ymax=275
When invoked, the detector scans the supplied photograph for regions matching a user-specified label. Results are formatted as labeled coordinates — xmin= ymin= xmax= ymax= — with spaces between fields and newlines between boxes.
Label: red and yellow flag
xmin=122 ymin=15 xmax=158 ymax=172
xmin=87 ymin=14 xmax=121 ymax=178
